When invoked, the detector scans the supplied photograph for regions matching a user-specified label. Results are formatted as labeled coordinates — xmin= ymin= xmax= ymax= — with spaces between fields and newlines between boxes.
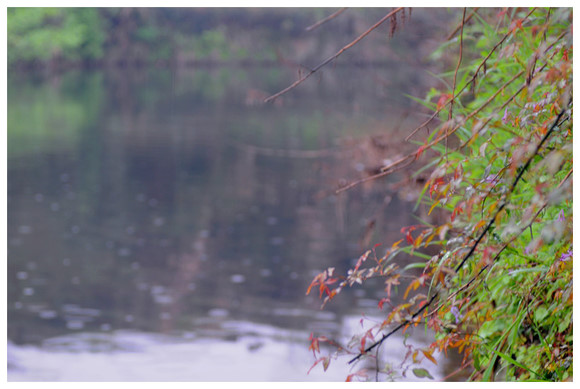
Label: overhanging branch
xmin=264 ymin=8 xmax=405 ymax=103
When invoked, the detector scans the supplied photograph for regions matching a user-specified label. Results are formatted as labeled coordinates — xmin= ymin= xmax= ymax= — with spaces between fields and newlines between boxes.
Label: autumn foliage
xmin=305 ymin=8 xmax=572 ymax=381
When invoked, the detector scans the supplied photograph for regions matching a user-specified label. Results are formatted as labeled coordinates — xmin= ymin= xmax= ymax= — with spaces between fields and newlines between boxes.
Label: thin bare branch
xmin=449 ymin=8 xmax=466 ymax=122
xmin=445 ymin=8 xmax=479 ymax=41
xmin=335 ymin=154 xmax=415 ymax=194
xmin=305 ymin=8 xmax=348 ymax=32
xmin=264 ymin=8 xmax=405 ymax=103
xmin=404 ymin=111 xmax=439 ymax=142
xmin=227 ymin=138 xmax=347 ymax=159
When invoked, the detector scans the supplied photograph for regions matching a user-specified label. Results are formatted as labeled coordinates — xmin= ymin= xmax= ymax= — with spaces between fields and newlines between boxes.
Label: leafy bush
xmin=306 ymin=7 xmax=572 ymax=382
xmin=7 ymin=8 xmax=105 ymax=64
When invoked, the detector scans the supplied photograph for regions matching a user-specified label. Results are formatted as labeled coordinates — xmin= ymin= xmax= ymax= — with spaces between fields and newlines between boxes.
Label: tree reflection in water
xmin=8 ymin=38 xmax=461 ymax=381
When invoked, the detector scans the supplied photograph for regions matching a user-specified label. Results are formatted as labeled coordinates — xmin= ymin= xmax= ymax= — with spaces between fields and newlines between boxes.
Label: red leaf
xmin=308 ymin=333 xmax=320 ymax=356
xmin=378 ymin=298 xmax=388 ymax=310
xmin=451 ymin=203 xmax=464 ymax=221
xmin=346 ymin=370 xmax=368 ymax=382
xmin=307 ymin=357 xmax=326 ymax=374
xmin=416 ymin=144 xmax=427 ymax=160
xmin=436 ymin=93 xmax=453 ymax=110
xmin=429 ymin=177 xmax=445 ymax=199
xmin=405 ymin=231 xmax=414 ymax=245
xmin=562 ymin=48 xmax=569 ymax=61
xmin=497 ymin=8 xmax=508 ymax=19
xmin=306 ymin=273 xmax=323 ymax=295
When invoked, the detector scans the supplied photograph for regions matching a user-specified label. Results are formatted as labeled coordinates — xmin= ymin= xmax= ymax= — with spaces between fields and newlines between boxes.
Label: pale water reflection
xmin=8 ymin=316 xmax=444 ymax=382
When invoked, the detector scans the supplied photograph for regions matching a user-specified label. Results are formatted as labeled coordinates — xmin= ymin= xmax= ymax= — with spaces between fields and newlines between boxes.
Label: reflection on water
xmin=8 ymin=316 xmax=444 ymax=382
xmin=8 ymin=64 xmax=454 ymax=381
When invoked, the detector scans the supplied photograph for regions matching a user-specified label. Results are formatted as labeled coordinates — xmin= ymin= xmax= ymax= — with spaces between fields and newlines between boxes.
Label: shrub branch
xmin=264 ymin=8 xmax=404 ymax=103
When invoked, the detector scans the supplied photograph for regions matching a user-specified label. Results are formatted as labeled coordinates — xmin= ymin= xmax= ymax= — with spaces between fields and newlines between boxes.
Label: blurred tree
xmin=7 ymin=8 xmax=105 ymax=65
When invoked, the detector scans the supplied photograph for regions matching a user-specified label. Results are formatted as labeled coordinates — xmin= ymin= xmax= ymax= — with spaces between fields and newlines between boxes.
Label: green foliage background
xmin=8 ymin=8 xmax=105 ymax=64
xmin=6 ymin=8 xmax=348 ymax=67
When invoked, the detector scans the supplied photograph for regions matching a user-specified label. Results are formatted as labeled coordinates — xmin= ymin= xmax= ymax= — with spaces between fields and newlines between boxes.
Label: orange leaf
xmin=474 ymin=219 xmax=487 ymax=231
xmin=306 ymin=273 xmax=323 ymax=295
xmin=428 ymin=200 xmax=440 ymax=216
xmin=422 ymin=349 xmax=438 ymax=365
xmin=425 ymin=233 xmax=436 ymax=246
xmin=378 ymin=298 xmax=389 ymax=310
xmin=403 ymin=278 xmax=420 ymax=299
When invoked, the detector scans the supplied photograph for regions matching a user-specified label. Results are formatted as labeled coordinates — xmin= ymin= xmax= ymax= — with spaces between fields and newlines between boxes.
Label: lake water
xmin=7 ymin=62 xmax=460 ymax=381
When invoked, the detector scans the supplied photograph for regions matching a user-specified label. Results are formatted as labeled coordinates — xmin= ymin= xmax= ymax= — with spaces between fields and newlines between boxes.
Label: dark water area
xmin=7 ymin=26 xmax=464 ymax=380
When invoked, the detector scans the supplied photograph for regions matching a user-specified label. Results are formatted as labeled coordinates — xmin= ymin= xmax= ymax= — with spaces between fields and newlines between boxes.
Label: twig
xmin=449 ymin=8 xmax=466 ymax=122
xmin=349 ymin=294 xmax=438 ymax=364
xmin=305 ymin=8 xmax=348 ymax=31
xmin=226 ymin=138 xmax=348 ymax=158
xmin=447 ymin=8 xmax=466 ymax=163
xmin=446 ymin=8 xmax=479 ymax=41
xmin=375 ymin=341 xmax=381 ymax=381
xmin=264 ymin=8 xmax=404 ymax=103
xmin=404 ymin=111 xmax=439 ymax=142
xmin=440 ymin=360 xmax=473 ymax=381
xmin=335 ymin=154 xmax=415 ymax=194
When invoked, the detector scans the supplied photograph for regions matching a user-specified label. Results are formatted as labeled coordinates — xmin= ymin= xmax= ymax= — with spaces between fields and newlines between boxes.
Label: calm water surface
xmin=7 ymin=65 xmax=458 ymax=381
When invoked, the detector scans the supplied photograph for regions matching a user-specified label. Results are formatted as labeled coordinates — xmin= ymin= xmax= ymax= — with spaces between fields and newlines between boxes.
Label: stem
xmin=265 ymin=8 xmax=404 ymax=103
xmin=305 ymin=8 xmax=348 ymax=31
xmin=449 ymin=8 xmax=466 ymax=122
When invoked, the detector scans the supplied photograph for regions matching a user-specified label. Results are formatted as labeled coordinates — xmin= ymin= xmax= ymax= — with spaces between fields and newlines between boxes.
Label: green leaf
xmin=322 ymin=357 xmax=330 ymax=371
xmin=480 ymin=340 xmax=542 ymax=379
xmin=507 ymin=266 xmax=548 ymax=276
xmin=402 ymin=262 xmax=427 ymax=271
xmin=399 ymin=246 xmax=432 ymax=260
xmin=479 ymin=319 xmax=506 ymax=338
xmin=558 ymin=312 xmax=571 ymax=333
xmin=412 ymin=368 xmax=434 ymax=380
xmin=533 ymin=306 xmax=548 ymax=322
